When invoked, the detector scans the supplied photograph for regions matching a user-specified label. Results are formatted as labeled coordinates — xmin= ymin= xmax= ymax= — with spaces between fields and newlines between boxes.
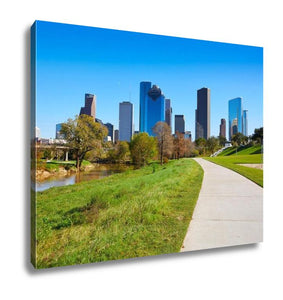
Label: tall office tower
xmin=219 ymin=118 xmax=226 ymax=138
xmin=114 ymin=129 xmax=119 ymax=143
xmin=139 ymin=81 xmax=165 ymax=136
xmin=195 ymin=87 xmax=210 ymax=140
xmin=79 ymin=93 xmax=96 ymax=121
xmin=243 ymin=110 xmax=248 ymax=136
xmin=105 ymin=123 xmax=114 ymax=142
xmin=55 ymin=123 xmax=65 ymax=139
xmin=165 ymin=99 xmax=172 ymax=130
xmin=228 ymin=97 xmax=243 ymax=140
xmin=119 ymin=101 xmax=134 ymax=142
xmin=175 ymin=115 xmax=185 ymax=134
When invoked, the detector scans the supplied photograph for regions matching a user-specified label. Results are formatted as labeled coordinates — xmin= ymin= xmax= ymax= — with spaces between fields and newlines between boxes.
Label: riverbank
xmin=35 ymin=160 xmax=94 ymax=181
xmin=33 ymin=158 xmax=203 ymax=268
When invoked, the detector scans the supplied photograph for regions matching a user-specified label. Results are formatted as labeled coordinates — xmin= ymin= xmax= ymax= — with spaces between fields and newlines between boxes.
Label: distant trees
xmin=129 ymin=133 xmax=157 ymax=167
xmin=251 ymin=127 xmax=263 ymax=144
xmin=206 ymin=136 xmax=220 ymax=154
xmin=231 ymin=132 xmax=248 ymax=147
xmin=152 ymin=122 xmax=173 ymax=165
xmin=195 ymin=137 xmax=207 ymax=155
xmin=218 ymin=135 xmax=227 ymax=147
xmin=107 ymin=141 xmax=130 ymax=163
xmin=61 ymin=115 xmax=107 ymax=169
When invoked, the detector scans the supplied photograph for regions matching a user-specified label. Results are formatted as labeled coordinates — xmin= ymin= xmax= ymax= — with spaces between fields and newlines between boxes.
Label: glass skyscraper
xmin=175 ymin=115 xmax=185 ymax=134
xmin=243 ymin=110 xmax=248 ymax=136
xmin=139 ymin=82 xmax=165 ymax=136
xmin=80 ymin=93 xmax=96 ymax=121
xmin=119 ymin=101 xmax=134 ymax=142
xmin=228 ymin=97 xmax=243 ymax=140
xmin=165 ymin=99 xmax=172 ymax=131
xmin=195 ymin=87 xmax=210 ymax=140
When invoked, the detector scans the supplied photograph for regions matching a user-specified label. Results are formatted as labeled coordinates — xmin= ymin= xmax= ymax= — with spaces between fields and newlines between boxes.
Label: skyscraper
xmin=119 ymin=101 xmax=134 ymax=142
xmin=219 ymin=118 xmax=226 ymax=138
xmin=228 ymin=97 xmax=243 ymax=140
xmin=114 ymin=129 xmax=119 ymax=143
xmin=80 ymin=93 xmax=96 ymax=121
xmin=243 ymin=110 xmax=248 ymax=136
xmin=175 ymin=115 xmax=185 ymax=134
xmin=195 ymin=87 xmax=210 ymax=140
xmin=165 ymin=99 xmax=172 ymax=130
xmin=139 ymin=82 xmax=165 ymax=136
xmin=105 ymin=123 xmax=114 ymax=142
xmin=55 ymin=123 xmax=65 ymax=139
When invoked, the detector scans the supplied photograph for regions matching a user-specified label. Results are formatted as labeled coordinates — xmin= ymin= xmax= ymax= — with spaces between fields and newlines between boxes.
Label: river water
xmin=36 ymin=163 xmax=131 ymax=192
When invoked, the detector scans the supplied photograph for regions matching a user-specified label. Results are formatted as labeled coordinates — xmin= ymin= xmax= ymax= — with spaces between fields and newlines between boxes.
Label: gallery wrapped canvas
xmin=31 ymin=21 xmax=263 ymax=269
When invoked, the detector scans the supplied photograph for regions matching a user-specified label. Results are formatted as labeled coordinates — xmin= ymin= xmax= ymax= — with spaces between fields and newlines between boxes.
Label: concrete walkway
xmin=181 ymin=158 xmax=263 ymax=252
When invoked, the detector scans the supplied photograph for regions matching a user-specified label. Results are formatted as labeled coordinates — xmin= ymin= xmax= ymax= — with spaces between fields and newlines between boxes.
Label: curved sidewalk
xmin=181 ymin=158 xmax=263 ymax=252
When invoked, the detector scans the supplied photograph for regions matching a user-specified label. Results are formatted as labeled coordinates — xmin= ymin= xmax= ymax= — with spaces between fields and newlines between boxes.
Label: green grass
xmin=205 ymin=154 xmax=263 ymax=187
xmin=34 ymin=158 xmax=203 ymax=268
xmin=218 ymin=144 xmax=262 ymax=156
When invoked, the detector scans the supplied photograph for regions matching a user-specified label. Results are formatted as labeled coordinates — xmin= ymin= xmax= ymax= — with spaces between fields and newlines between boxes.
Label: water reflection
xmin=35 ymin=164 xmax=131 ymax=192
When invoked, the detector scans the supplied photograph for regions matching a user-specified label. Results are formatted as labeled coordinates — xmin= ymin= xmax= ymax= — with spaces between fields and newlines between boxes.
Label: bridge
xmin=35 ymin=144 xmax=70 ymax=161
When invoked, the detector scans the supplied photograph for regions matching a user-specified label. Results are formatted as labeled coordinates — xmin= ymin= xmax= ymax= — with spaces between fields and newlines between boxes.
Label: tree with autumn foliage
xmin=152 ymin=122 xmax=173 ymax=165
xmin=61 ymin=115 xmax=107 ymax=169
xmin=173 ymin=132 xmax=186 ymax=159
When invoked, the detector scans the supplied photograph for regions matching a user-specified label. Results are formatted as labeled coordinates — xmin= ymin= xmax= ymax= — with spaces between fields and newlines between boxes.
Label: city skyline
xmin=35 ymin=21 xmax=263 ymax=139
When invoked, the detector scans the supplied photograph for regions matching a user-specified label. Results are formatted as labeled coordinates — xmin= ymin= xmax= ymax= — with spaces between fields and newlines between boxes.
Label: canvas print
xmin=31 ymin=21 xmax=263 ymax=269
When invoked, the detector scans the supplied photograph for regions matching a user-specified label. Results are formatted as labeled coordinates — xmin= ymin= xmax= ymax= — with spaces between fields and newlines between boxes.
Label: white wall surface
xmin=0 ymin=1 xmax=282 ymax=299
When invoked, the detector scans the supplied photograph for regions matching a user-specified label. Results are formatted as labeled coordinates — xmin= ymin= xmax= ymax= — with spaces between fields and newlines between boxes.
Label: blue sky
xmin=35 ymin=20 xmax=263 ymax=139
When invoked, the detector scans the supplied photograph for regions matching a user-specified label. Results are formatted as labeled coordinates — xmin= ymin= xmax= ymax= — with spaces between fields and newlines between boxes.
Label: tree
xmin=231 ymin=132 xmax=247 ymax=147
xmin=129 ymin=133 xmax=157 ymax=167
xmin=206 ymin=136 xmax=220 ymax=155
xmin=173 ymin=132 xmax=186 ymax=159
xmin=152 ymin=122 xmax=173 ymax=164
xmin=107 ymin=141 xmax=130 ymax=163
xmin=251 ymin=127 xmax=263 ymax=144
xmin=61 ymin=115 xmax=107 ymax=169
xmin=218 ymin=135 xmax=227 ymax=147
xmin=195 ymin=137 xmax=207 ymax=155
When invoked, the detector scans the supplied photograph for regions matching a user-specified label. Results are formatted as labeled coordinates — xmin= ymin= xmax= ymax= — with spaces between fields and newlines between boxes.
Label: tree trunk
xmin=76 ymin=155 xmax=80 ymax=171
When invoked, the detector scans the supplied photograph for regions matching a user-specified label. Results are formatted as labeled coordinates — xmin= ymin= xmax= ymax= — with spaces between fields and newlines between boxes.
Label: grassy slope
xmin=35 ymin=158 xmax=203 ymax=268
xmin=205 ymin=154 xmax=263 ymax=187
xmin=218 ymin=144 xmax=262 ymax=156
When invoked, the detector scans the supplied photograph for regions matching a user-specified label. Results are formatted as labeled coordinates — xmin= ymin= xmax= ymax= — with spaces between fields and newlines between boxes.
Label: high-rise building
xmin=80 ymin=93 xmax=96 ymax=121
xmin=105 ymin=123 xmax=114 ymax=142
xmin=139 ymin=82 xmax=165 ymax=136
xmin=55 ymin=123 xmax=65 ymax=139
xmin=114 ymin=129 xmax=119 ymax=143
xmin=228 ymin=97 xmax=243 ymax=140
xmin=195 ymin=87 xmax=210 ymax=140
xmin=175 ymin=115 xmax=185 ymax=134
xmin=119 ymin=101 xmax=134 ymax=142
xmin=184 ymin=131 xmax=192 ymax=141
xmin=219 ymin=118 xmax=226 ymax=138
xmin=165 ymin=99 xmax=172 ymax=130
xmin=243 ymin=110 xmax=248 ymax=136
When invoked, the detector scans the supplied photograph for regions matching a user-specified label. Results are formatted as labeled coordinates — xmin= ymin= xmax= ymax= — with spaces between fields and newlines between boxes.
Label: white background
xmin=0 ymin=0 xmax=282 ymax=299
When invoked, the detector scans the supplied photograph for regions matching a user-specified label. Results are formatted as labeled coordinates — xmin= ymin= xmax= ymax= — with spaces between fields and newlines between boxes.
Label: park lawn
xmin=205 ymin=154 xmax=263 ymax=187
xmin=218 ymin=144 xmax=262 ymax=156
xmin=34 ymin=158 xmax=203 ymax=269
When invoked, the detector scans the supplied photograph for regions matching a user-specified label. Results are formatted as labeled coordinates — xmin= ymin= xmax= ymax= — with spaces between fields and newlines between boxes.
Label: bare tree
xmin=152 ymin=122 xmax=173 ymax=165
xmin=173 ymin=132 xmax=186 ymax=159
